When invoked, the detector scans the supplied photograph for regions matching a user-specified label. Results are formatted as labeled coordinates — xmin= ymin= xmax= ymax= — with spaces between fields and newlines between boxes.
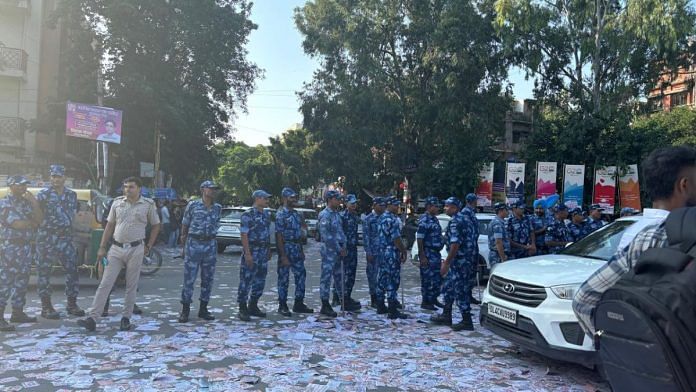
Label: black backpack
xmin=594 ymin=207 xmax=696 ymax=392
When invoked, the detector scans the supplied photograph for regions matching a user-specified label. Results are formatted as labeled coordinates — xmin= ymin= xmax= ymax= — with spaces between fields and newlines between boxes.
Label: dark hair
xmin=123 ymin=176 xmax=142 ymax=188
xmin=642 ymin=146 xmax=696 ymax=200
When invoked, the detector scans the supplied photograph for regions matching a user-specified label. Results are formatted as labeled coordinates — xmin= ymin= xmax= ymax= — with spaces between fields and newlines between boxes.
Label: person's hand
xmin=245 ymin=252 xmax=254 ymax=268
xmin=502 ymin=255 xmax=508 ymax=262
xmin=144 ymin=245 xmax=151 ymax=257
xmin=366 ymin=254 xmax=374 ymax=263
xmin=419 ymin=254 xmax=428 ymax=268
xmin=528 ymin=245 xmax=536 ymax=255
xmin=280 ymin=255 xmax=290 ymax=267
xmin=440 ymin=261 xmax=450 ymax=277
xmin=340 ymin=248 xmax=347 ymax=257
xmin=400 ymin=252 xmax=407 ymax=264
xmin=267 ymin=250 xmax=273 ymax=261
xmin=96 ymin=246 xmax=107 ymax=263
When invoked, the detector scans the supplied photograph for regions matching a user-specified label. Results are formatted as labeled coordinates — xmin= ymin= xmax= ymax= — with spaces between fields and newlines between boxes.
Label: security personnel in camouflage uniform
xmin=530 ymin=200 xmax=552 ymax=255
xmin=416 ymin=196 xmax=443 ymax=310
xmin=488 ymin=202 xmax=511 ymax=266
xmin=318 ymin=190 xmax=346 ymax=318
xmin=238 ymin=190 xmax=272 ymax=322
xmin=362 ymin=196 xmax=386 ymax=308
xmin=507 ymin=200 xmax=536 ymax=259
xmin=275 ymin=187 xmax=313 ymax=316
xmin=584 ymin=204 xmax=606 ymax=237
xmin=376 ymin=196 xmax=408 ymax=319
xmin=545 ymin=204 xmax=572 ymax=253
xmin=333 ymin=194 xmax=361 ymax=311
xmin=0 ymin=175 xmax=43 ymax=330
xmin=462 ymin=193 xmax=481 ymax=305
xmin=178 ymin=180 xmax=222 ymax=323
xmin=36 ymin=165 xmax=85 ymax=320
xmin=566 ymin=208 xmax=587 ymax=243
xmin=431 ymin=197 xmax=476 ymax=331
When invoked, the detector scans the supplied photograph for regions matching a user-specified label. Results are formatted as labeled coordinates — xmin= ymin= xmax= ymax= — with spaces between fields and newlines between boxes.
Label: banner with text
xmin=505 ymin=162 xmax=526 ymax=204
xmin=619 ymin=164 xmax=641 ymax=211
xmin=536 ymin=162 xmax=557 ymax=199
xmin=562 ymin=164 xmax=585 ymax=209
xmin=475 ymin=162 xmax=494 ymax=207
xmin=66 ymin=101 xmax=123 ymax=144
xmin=593 ymin=166 xmax=617 ymax=212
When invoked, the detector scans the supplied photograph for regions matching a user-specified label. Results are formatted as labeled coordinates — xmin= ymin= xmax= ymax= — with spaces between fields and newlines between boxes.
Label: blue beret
xmin=512 ymin=200 xmax=526 ymax=209
xmin=200 ymin=180 xmax=220 ymax=189
xmin=424 ymin=196 xmax=440 ymax=207
xmin=465 ymin=193 xmax=477 ymax=203
xmin=589 ymin=204 xmax=604 ymax=211
xmin=7 ymin=175 xmax=29 ymax=186
xmin=373 ymin=196 xmax=387 ymax=206
xmin=344 ymin=194 xmax=357 ymax=204
xmin=50 ymin=164 xmax=65 ymax=177
xmin=281 ymin=187 xmax=297 ymax=198
xmin=444 ymin=197 xmax=461 ymax=207
xmin=570 ymin=207 xmax=584 ymax=216
xmin=555 ymin=204 xmax=569 ymax=212
xmin=494 ymin=202 xmax=508 ymax=211
xmin=252 ymin=189 xmax=271 ymax=199
xmin=386 ymin=196 xmax=401 ymax=206
xmin=324 ymin=190 xmax=341 ymax=201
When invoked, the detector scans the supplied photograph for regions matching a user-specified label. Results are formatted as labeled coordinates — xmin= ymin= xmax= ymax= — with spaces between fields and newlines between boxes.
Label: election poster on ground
xmin=536 ymin=162 xmax=557 ymax=199
xmin=476 ymin=162 xmax=494 ymax=207
xmin=66 ymin=101 xmax=123 ymax=144
xmin=562 ymin=164 xmax=585 ymax=208
xmin=619 ymin=164 xmax=641 ymax=211
xmin=505 ymin=162 xmax=526 ymax=204
xmin=593 ymin=166 xmax=617 ymax=212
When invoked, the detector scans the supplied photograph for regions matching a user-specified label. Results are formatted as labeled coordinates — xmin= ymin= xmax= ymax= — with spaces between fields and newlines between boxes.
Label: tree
xmin=267 ymin=128 xmax=321 ymax=191
xmin=295 ymin=0 xmax=512 ymax=198
xmin=215 ymin=142 xmax=280 ymax=205
xmin=631 ymin=107 xmax=696 ymax=147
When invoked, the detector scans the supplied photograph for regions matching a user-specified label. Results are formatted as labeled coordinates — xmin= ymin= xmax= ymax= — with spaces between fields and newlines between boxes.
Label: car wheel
xmin=217 ymin=244 xmax=227 ymax=253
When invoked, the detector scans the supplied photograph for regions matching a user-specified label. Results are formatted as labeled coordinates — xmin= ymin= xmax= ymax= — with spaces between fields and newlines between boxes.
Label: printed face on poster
xmin=66 ymin=101 xmax=123 ymax=144
xmin=476 ymin=162 xmax=494 ymax=207
xmin=536 ymin=162 xmax=557 ymax=199
xmin=593 ymin=166 xmax=617 ymax=211
xmin=563 ymin=164 xmax=585 ymax=208
xmin=505 ymin=162 xmax=525 ymax=204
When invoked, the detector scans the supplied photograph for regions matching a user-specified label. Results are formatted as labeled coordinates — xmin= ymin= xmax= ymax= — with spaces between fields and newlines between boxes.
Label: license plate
xmin=488 ymin=303 xmax=518 ymax=325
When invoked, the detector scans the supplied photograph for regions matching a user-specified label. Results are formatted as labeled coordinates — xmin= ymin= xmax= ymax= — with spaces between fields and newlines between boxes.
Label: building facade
xmin=647 ymin=64 xmax=696 ymax=112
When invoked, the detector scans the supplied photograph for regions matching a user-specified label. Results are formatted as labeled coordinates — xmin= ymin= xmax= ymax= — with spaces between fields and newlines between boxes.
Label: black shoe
xmin=369 ymin=295 xmax=377 ymax=308
xmin=452 ymin=313 xmax=474 ymax=331
xmin=41 ymin=297 xmax=61 ymax=320
xmin=292 ymin=299 xmax=314 ymax=314
xmin=319 ymin=300 xmax=337 ymax=318
xmin=387 ymin=302 xmax=408 ymax=319
xmin=420 ymin=302 xmax=437 ymax=311
xmin=102 ymin=298 xmax=110 ymax=317
xmin=10 ymin=308 xmax=37 ymax=323
xmin=0 ymin=318 xmax=15 ymax=332
xmin=430 ymin=306 xmax=453 ymax=326
xmin=178 ymin=303 xmax=190 ymax=323
xmin=376 ymin=300 xmax=388 ymax=315
xmin=278 ymin=301 xmax=292 ymax=317
xmin=132 ymin=304 xmax=143 ymax=315
xmin=394 ymin=299 xmax=403 ymax=309
xmin=434 ymin=299 xmax=445 ymax=309
xmin=238 ymin=302 xmax=251 ymax=322
xmin=342 ymin=297 xmax=361 ymax=311
xmin=332 ymin=293 xmax=341 ymax=306
xmin=120 ymin=317 xmax=131 ymax=331
xmin=470 ymin=296 xmax=481 ymax=306
xmin=347 ymin=297 xmax=361 ymax=307
xmin=67 ymin=297 xmax=85 ymax=317
xmin=77 ymin=317 xmax=96 ymax=332
xmin=247 ymin=299 xmax=266 ymax=318
xmin=198 ymin=300 xmax=215 ymax=321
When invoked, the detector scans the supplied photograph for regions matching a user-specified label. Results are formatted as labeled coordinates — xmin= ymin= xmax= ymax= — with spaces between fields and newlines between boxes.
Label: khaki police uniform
xmin=87 ymin=196 xmax=159 ymax=319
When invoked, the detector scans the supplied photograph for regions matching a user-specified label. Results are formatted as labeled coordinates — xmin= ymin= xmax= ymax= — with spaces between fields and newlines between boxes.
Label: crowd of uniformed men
xmin=0 ymin=166 xmax=609 ymax=333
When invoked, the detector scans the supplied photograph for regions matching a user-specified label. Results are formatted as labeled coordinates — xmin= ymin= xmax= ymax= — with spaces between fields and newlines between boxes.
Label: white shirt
xmin=160 ymin=206 xmax=170 ymax=224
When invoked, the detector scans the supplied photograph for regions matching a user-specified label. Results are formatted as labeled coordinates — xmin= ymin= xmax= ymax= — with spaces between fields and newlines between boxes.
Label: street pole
xmin=154 ymin=120 xmax=161 ymax=188
xmin=94 ymin=38 xmax=108 ymax=195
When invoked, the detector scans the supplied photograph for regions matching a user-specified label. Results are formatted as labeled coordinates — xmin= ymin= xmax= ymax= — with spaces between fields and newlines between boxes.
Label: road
xmin=0 ymin=240 xmax=608 ymax=391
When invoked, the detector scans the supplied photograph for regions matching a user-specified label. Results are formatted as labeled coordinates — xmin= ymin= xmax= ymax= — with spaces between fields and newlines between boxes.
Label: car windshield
xmin=221 ymin=209 xmax=244 ymax=220
xmin=561 ymin=220 xmax=636 ymax=261
xmin=478 ymin=219 xmax=491 ymax=235
xmin=302 ymin=211 xmax=318 ymax=220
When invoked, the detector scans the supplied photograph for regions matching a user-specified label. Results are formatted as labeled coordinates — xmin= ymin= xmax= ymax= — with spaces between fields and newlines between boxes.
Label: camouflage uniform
xmin=530 ymin=214 xmax=553 ymax=255
xmin=583 ymin=217 xmax=605 ymax=237
xmin=36 ymin=185 xmax=79 ymax=299
xmin=181 ymin=200 xmax=222 ymax=304
xmin=275 ymin=206 xmax=307 ymax=302
xmin=0 ymin=193 xmax=36 ymax=310
xmin=318 ymin=206 xmax=346 ymax=301
xmin=362 ymin=209 xmax=382 ymax=297
xmin=507 ymin=214 xmax=533 ymax=259
xmin=334 ymin=209 xmax=359 ymax=299
xmin=488 ymin=215 xmax=511 ymax=266
xmin=441 ymin=211 xmax=477 ymax=315
xmin=238 ymin=207 xmax=271 ymax=304
xmin=416 ymin=213 xmax=443 ymax=304
xmin=376 ymin=210 xmax=402 ymax=305
xmin=545 ymin=218 xmax=572 ymax=254
xmin=567 ymin=221 xmax=587 ymax=243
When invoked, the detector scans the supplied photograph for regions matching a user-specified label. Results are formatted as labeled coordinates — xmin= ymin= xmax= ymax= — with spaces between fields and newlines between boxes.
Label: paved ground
xmin=0 ymin=240 xmax=608 ymax=391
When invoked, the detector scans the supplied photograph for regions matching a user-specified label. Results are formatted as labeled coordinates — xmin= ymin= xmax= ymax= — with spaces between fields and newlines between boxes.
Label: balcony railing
xmin=0 ymin=117 xmax=25 ymax=149
xmin=0 ymin=47 xmax=28 ymax=74
xmin=0 ymin=0 xmax=30 ymax=10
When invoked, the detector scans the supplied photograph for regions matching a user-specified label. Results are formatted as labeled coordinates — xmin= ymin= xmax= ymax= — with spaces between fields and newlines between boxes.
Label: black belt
xmin=112 ymin=239 xmax=143 ymax=248
xmin=189 ymin=234 xmax=216 ymax=241
xmin=249 ymin=241 xmax=270 ymax=248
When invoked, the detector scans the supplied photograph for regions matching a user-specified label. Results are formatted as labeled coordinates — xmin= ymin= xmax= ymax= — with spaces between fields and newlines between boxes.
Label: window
xmin=671 ymin=91 xmax=688 ymax=107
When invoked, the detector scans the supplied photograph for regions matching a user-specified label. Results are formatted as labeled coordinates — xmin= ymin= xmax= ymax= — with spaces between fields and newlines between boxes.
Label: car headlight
xmin=550 ymin=284 xmax=581 ymax=300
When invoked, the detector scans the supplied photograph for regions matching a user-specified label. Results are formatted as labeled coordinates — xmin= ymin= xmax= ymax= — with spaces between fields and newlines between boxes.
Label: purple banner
xmin=66 ymin=101 xmax=123 ymax=144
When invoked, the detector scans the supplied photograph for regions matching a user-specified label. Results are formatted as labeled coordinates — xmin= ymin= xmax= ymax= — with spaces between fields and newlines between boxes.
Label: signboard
xmin=475 ymin=162 xmax=494 ymax=207
xmin=505 ymin=162 xmax=526 ymax=204
xmin=593 ymin=166 xmax=617 ymax=212
xmin=619 ymin=164 xmax=641 ymax=210
xmin=66 ymin=101 xmax=122 ymax=144
xmin=535 ymin=162 xmax=557 ymax=199
xmin=562 ymin=164 xmax=585 ymax=208
xmin=140 ymin=162 xmax=155 ymax=178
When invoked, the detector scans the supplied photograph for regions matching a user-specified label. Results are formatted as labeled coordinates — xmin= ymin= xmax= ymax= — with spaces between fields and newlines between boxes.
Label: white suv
xmin=480 ymin=213 xmax=666 ymax=367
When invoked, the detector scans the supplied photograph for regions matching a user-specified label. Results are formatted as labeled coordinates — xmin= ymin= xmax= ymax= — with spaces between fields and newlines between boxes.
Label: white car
xmin=410 ymin=213 xmax=495 ymax=279
xmin=479 ymin=213 xmax=666 ymax=367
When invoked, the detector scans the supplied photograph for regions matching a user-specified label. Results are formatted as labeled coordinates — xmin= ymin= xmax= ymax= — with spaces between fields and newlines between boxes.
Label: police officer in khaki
xmin=78 ymin=177 xmax=160 ymax=332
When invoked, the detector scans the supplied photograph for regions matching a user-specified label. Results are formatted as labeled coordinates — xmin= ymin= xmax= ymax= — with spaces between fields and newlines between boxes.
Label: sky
xmin=233 ymin=2 xmax=539 ymax=146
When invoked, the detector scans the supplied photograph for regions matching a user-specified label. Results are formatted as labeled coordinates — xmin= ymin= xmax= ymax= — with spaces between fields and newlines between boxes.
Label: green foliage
xmin=631 ymin=107 xmax=696 ymax=147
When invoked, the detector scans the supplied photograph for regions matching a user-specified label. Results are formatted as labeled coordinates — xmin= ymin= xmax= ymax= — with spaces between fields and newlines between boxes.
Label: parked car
xmin=410 ymin=213 xmax=495 ymax=280
xmin=216 ymin=207 xmax=279 ymax=253
xmin=296 ymin=208 xmax=318 ymax=239
xmin=479 ymin=213 xmax=665 ymax=367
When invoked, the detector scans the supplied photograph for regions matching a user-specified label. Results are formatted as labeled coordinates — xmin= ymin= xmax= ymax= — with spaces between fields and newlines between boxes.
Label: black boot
xmin=387 ymin=301 xmax=408 ymax=319
xmin=332 ymin=292 xmax=341 ymax=306
xmin=0 ymin=308 xmax=15 ymax=331
xmin=238 ymin=302 xmax=251 ymax=322
xmin=376 ymin=300 xmax=388 ymax=315
xmin=278 ymin=300 xmax=292 ymax=317
xmin=120 ymin=317 xmax=131 ymax=331
xmin=370 ymin=294 xmax=377 ymax=308
xmin=67 ymin=296 xmax=85 ymax=317
xmin=10 ymin=308 xmax=37 ymax=323
xmin=292 ymin=299 xmax=314 ymax=314
xmin=102 ymin=297 xmax=110 ymax=317
xmin=452 ymin=312 xmax=474 ymax=331
xmin=41 ymin=297 xmax=60 ymax=319
xmin=132 ymin=303 xmax=143 ymax=315
xmin=178 ymin=303 xmax=190 ymax=323
xmin=420 ymin=301 xmax=437 ymax=311
xmin=346 ymin=297 xmax=361 ymax=310
xmin=430 ymin=305 xmax=452 ymax=326
xmin=198 ymin=300 xmax=215 ymax=321
xmin=77 ymin=317 xmax=96 ymax=332
xmin=247 ymin=298 xmax=266 ymax=318
xmin=319 ymin=300 xmax=337 ymax=318
xmin=395 ymin=299 xmax=403 ymax=309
